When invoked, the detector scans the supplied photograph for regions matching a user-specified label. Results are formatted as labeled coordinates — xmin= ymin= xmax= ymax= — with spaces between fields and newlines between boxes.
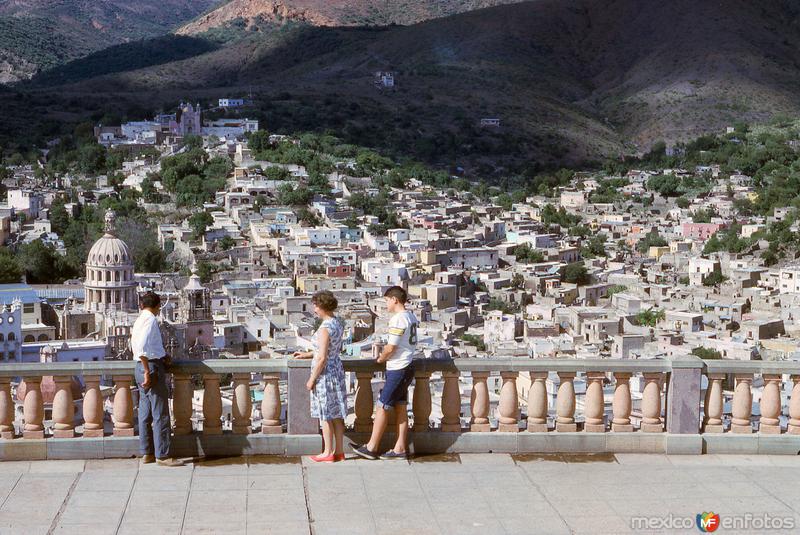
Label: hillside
xmin=9 ymin=0 xmax=800 ymax=173
xmin=177 ymin=0 xmax=526 ymax=34
xmin=0 ymin=0 xmax=220 ymax=82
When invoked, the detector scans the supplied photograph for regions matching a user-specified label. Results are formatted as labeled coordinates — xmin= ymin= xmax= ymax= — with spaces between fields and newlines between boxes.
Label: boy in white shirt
xmin=354 ymin=286 xmax=419 ymax=460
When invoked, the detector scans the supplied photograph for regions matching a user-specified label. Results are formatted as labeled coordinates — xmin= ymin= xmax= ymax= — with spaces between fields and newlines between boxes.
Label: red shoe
xmin=333 ymin=453 xmax=346 ymax=462
xmin=310 ymin=453 xmax=336 ymax=463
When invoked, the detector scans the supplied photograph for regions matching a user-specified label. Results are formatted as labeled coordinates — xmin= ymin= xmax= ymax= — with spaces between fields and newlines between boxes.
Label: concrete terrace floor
xmin=0 ymin=454 xmax=798 ymax=535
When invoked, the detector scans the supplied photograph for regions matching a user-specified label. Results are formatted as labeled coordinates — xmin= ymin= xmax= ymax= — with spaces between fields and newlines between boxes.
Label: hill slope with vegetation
xmin=5 ymin=0 xmax=800 ymax=174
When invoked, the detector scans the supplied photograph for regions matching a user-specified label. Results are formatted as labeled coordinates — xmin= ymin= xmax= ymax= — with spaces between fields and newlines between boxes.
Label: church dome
xmin=86 ymin=210 xmax=133 ymax=267
xmin=87 ymin=236 xmax=132 ymax=267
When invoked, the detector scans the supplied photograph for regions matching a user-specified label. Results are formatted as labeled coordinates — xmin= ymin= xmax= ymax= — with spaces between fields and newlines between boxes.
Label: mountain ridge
xmin=177 ymin=0 xmax=527 ymax=34
xmin=6 ymin=0 xmax=800 ymax=173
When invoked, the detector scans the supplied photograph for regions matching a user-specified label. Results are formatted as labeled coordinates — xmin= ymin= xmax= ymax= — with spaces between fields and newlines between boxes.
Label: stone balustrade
xmin=0 ymin=356 xmax=799 ymax=458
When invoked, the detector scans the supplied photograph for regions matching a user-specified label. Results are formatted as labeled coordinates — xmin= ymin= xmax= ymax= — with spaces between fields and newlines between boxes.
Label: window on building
xmin=23 ymin=304 xmax=33 ymax=314
xmin=81 ymin=323 xmax=88 ymax=336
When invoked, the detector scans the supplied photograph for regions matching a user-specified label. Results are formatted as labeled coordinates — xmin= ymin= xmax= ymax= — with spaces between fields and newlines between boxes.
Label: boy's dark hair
xmin=383 ymin=286 xmax=407 ymax=304
xmin=312 ymin=290 xmax=338 ymax=313
xmin=140 ymin=291 xmax=161 ymax=310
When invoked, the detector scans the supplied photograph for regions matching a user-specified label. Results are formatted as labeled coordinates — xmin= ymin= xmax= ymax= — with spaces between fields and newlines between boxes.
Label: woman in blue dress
xmin=293 ymin=290 xmax=347 ymax=462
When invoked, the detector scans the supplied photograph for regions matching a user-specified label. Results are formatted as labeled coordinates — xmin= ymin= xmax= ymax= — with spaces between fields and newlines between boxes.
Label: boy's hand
xmin=142 ymin=370 xmax=151 ymax=389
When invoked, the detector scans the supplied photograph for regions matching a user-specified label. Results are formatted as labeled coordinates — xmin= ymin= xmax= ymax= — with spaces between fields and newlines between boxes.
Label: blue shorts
xmin=379 ymin=364 xmax=415 ymax=409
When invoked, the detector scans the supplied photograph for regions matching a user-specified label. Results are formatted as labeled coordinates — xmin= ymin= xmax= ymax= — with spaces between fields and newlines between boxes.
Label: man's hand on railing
xmin=293 ymin=351 xmax=313 ymax=359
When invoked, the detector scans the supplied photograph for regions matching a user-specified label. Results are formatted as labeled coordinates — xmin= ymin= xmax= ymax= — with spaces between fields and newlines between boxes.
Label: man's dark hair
xmin=140 ymin=291 xmax=161 ymax=310
xmin=383 ymin=286 xmax=407 ymax=304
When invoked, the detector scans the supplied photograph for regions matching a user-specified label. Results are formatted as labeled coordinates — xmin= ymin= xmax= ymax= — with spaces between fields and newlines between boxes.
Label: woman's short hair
xmin=312 ymin=290 xmax=338 ymax=312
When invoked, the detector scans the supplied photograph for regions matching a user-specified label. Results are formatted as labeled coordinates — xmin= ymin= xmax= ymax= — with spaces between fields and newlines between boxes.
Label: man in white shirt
xmin=132 ymin=291 xmax=182 ymax=467
xmin=354 ymin=286 xmax=418 ymax=460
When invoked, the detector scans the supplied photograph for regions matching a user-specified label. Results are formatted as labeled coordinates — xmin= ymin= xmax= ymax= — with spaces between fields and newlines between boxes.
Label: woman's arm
xmin=307 ymin=328 xmax=330 ymax=391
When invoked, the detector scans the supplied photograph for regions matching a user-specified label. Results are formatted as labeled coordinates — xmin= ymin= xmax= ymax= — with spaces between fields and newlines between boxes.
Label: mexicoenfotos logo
xmin=696 ymin=512 xmax=720 ymax=532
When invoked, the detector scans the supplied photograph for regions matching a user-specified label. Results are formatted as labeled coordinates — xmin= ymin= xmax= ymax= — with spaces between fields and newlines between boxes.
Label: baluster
xmin=440 ymin=371 xmax=462 ymax=432
xmin=788 ymin=375 xmax=800 ymax=435
xmin=52 ymin=376 xmax=76 ymax=438
xmin=232 ymin=373 xmax=252 ymax=434
xmin=526 ymin=371 xmax=548 ymax=432
xmin=497 ymin=371 xmax=520 ymax=432
xmin=0 ymin=378 xmax=14 ymax=439
xmin=470 ymin=371 xmax=491 ymax=432
xmin=731 ymin=373 xmax=753 ymax=434
xmin=555 ymin=372 xmax=576 ymax=432
xmin=82 ymin=375 xmax=104 ymax=438
xmin=702 ymin=373 xmax=725 ymax=433
xmin=172 ymin=373 xmax=193 ymax=435
xmin=202 ymin=374 xmax=223 ymax=434
xmin=261 ymin=373 xmax=282 ymax=434
xmin=584 ymin=372 xmax=606 ymax=433
xmin=354 ymin=372 xmax=374 ymax=433
xmin=759 ymin=374 xmax=782 ymax=434
xmin=112 ymin=376 xmax=134 ymax=436
xmin=640 ymin=373 xmax=663 ymax=432
xmin=611 ymin=372 xmax=633 ymax=432
xmin=22 ymin=377 xmax=44 ymax=439
xmin=412 ymin=371 xmax=432 ymax=431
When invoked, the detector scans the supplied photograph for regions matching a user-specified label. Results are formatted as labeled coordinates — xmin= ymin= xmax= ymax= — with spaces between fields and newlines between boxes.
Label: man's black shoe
xmin=352 ymin=445 xmax=379 ymax=460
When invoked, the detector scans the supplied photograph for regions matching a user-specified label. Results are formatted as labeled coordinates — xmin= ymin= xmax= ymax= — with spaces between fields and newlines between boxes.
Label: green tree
xmin=637 ymin=230 xmax=668 ymax=253
xmin=188 ymin=211 xmax=213 ymax=239
xmin=691 ymin=347 xmax=722 ymax=359
xmin=563 ymin=263 xmax=589 ymax=285
xmin=0 ymin=249 xmax=22 ymax=283
xmin=702 ymin=271 xmax=728 ymax=287
xmin=636 ymin=307 xmax=665 ymax=327
xmin=218 ymin=236 xmax=235 ymax=250
xmin=511 ymin=273 xmax=525 ymax=290
xmin=248 ymin=130 xmax=271 ymax=153
xmin=49 ymin=198 xmax=70 ymax=236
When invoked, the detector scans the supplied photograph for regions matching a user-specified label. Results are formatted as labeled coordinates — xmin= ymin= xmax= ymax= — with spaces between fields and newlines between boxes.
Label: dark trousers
xmin=134 ymin=360 xmax=171 ymax=458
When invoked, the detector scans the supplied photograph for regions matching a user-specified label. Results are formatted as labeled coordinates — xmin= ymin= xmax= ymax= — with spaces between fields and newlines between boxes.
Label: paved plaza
xmin=0 ymin=453 xmax=797 ymax=534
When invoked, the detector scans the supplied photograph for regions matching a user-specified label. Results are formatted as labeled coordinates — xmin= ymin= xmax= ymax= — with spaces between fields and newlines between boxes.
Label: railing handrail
xmin=0 ymin=356 xmax=795 ymax=378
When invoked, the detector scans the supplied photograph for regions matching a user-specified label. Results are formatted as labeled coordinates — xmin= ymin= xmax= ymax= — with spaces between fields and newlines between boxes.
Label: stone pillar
xmin=702 ymin=373 xmax=725 ymax=433
xmin=611 ymin=372 xmax=633 ymax=432
xmin=470 ymin=371 xmax=491 ymax=432
xmin=354 ymin=372 xmax=374 ymax=433
xmin=555 ymin=372 xmax=576 ymax=432
xmin=759 ymin=374 xmax=782 ymax=434
xmin=0 ymin=378 xmax=14 ymax=439
xmin=112 ymin=376 xmax=135 ymax=437
xmin=731 ymin=374 xmax=753 ymax=434
xmin=202 ymin=375 xmax=223 ymax=435
xmin=231 ymin=373 xmax=252 ymax=434
xmin=440 ymin=371 xmax=462 ymax=432
xmin=526 ymin=371 xmax=548 ymax=433
xmin=665 ymin=361 xmax=702 ymax=435
xmin=788 ymin=375 xmax=800 ymax=435
xmin=82 ymin=375 xmax=104 ymax=438
xmin=497 ymin=371 xmax=520 ymax=432
xmin=412 ymin=371 xmax=432 ymax=431
xmin=52 ymin=376 xmax=76 ymax=438
xmin=287 ymin=365 xmax=317 ymax=435
xmin=172 ymin=373 xmax=193 ymax=435
xmin=640 ymin=373 xmax=663 ymax=433
xmin=22 ymin=377 xmax=44 ymax=439
xmin=584 ymin=372 xmax=606 ymax=433
xmin=261 ymin=373 xmax=282 ymax=434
